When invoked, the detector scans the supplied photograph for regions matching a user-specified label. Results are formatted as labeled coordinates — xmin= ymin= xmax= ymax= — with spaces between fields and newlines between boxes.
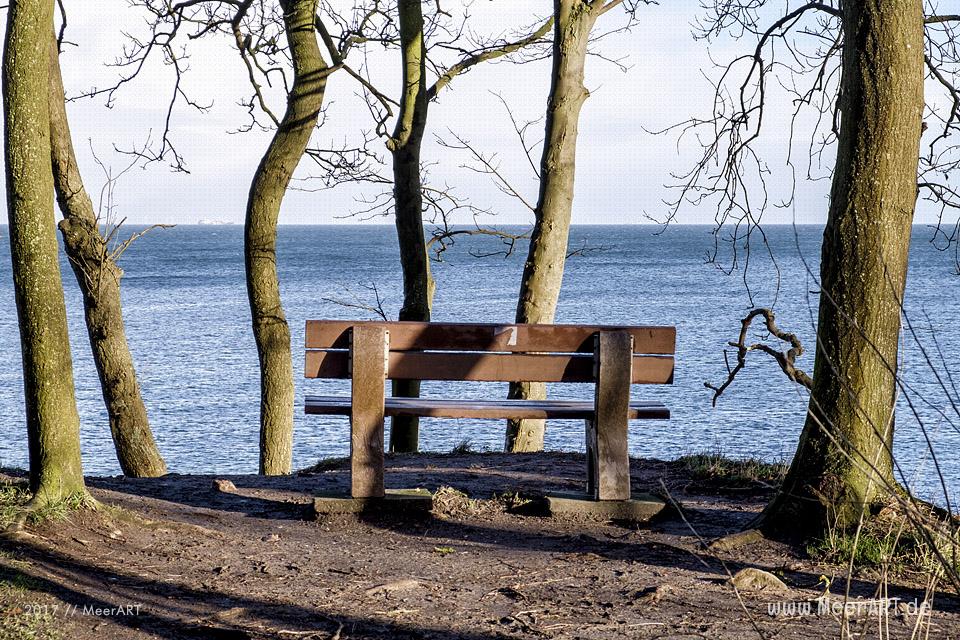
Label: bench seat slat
xmin=305 ymin=350 xmax=674 ymax=384
xmin=304 ymin=395 xmax=670 ymax=420
xmin=306 ymin=320 xmax=676 ymax=355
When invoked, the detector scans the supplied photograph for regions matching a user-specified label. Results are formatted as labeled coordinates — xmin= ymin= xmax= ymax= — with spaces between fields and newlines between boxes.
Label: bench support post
xmin=350 ymin=325 xmax=388 ymax=498
xmin=585 ymin=418 xmax=597 ymax=497
xmin=589 ymin=331 xmax=633 ymax=500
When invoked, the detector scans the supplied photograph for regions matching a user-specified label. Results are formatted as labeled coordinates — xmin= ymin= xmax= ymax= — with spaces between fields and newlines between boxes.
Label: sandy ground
xmin=0 ymin=452 xmax=957 ymax=639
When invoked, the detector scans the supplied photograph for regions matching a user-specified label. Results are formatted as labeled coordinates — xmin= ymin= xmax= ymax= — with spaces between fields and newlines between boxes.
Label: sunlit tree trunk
xmin=507 ymin=0 xmax=599 ymax=452
xmin=49 ymin=35 xmax=166 ymax=478
xmin=759 ymin=0 xmax=924 ymax=536
xmin=2 ymin=0 xmax=86 ymax=502
xmin=247 ymin=0 xmax=328 ymax=474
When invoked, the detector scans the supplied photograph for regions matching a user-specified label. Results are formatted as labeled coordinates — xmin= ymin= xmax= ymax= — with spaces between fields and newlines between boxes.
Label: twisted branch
xmin=706 ymin=307 xmax=813 ymax=406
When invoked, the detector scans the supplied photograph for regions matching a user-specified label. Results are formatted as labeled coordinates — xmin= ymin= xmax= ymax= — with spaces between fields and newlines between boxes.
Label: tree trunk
xmin=2 ymin=0 xmax=86 ymax=502
xmin=385 ymin=6 xmax=551 ymax=453
xmin=507 ymin=0 xmax=598 ymax=452
xmin=247 ymin=0 xmax=328 ymax=475
xmin=48 ymin=35 xmax=166 ymax=478
xmin=387 ymin=0 xmax=433 ymax=453
xmin=758 ymin=0 xmax=923 ymax=536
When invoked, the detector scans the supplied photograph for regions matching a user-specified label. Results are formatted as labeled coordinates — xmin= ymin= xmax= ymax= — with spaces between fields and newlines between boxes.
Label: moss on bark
xmin=2 ymin=0 xmax=86 ymax=502
xmin=759 ymin=0 xmax=924 ymax=536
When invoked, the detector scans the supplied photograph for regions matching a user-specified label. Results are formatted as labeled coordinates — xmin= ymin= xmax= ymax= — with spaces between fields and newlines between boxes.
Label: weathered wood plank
xmin=350 ymin=326 xmax=387 ymax=499
xmin=305 ymin=350 xmax=674 ymax=384
xmin=306 ymin=320 xmax=675 ymax=355
xmin=305 ymin=395 xmax=670 ymax=420
xmin=593 ymin=331 xmax=633 ymax=501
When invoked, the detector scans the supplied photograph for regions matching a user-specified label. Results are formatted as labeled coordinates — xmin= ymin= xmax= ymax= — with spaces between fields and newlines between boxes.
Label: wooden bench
xmin=304 ymin=320 xmax=674 ymax=501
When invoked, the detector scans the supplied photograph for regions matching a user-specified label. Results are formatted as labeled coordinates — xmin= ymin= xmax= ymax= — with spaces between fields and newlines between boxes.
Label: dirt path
xmin=0 ymin=452 xmax=956 ymax=639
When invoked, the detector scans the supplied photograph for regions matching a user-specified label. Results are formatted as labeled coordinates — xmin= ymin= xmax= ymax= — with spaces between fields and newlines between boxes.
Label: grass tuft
xmin=450 ymin=439 xmax=475 ymax=455
xmin=0 ymin=484 xmax=95 ymax=531
xmin=26 ymin=491 xmax=96 ymax=526
xmin=807 ymin=500 xmax=960 ymax=574
xmin=678 ymin=448 xmax=787 ymax=491
xmin=0 ymin=484 xmax=30 ymax=529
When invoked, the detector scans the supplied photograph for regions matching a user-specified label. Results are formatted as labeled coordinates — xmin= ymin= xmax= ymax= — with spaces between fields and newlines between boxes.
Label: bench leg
xmin=350 ymin=325 xmax=388 ymax=498
xmin=585 ymin=419 xmax=598 ymax=498
xmin=593 ymin=331 xmax=633 ymax=500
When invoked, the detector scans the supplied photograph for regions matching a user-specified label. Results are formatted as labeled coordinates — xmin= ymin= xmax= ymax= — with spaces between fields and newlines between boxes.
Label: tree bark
xmin=507 ymin=0 xmax=599 ymax=452
xmin=385 ymin=8 xmax=553 ymax=453
xmin=247 ymin=0 xmax=328 ymax=475
xmin=48 ymin=34 xmax=167 ymax=478
xmin=387 ymin=0 xmax=434 ymax=453
xmin=758 ymin=0 xmax=924 ymax=536
xmin=2 ymin=0 xmax=86 ymax=501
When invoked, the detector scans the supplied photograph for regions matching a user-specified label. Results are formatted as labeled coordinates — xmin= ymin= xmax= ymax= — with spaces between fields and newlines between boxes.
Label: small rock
xmin=260 ymin=533 xmax=280 ymax=543
xmin=213 ymin=479 xmax=237 ymax=493
xmin=635 ymin=584 xmax=674 ymax=605
xmin=728 ymin=568 xmax=789 ymax=593
xmin=709 ymin=529 xmax=764 ymax=551
xmin=365 ymin=579 xmax=425 ymax=596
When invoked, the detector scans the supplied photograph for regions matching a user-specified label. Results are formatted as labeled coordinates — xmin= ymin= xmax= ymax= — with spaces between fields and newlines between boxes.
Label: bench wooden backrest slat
xmin=304 ymin=350 xmax=674 ymax=384
xmin=305 ymin=320 xmax=675 ymax=355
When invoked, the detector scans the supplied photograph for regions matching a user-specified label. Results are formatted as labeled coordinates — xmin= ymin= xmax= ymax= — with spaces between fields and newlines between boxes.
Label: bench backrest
xmin=305 ymin=320 xmax=675 ymax=384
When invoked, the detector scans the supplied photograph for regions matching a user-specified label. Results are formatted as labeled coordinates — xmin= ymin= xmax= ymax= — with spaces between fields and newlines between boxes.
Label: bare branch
xmin=427 ymin=16 xmax=553 ymax=100
xmin=436 ymin=130 xmax=537 ymax=212
xmin=926 ymin=14 xmax=960 ymax=24
xmin=706 ymin=308 xmax=813 ymax=406
xmin=322 ymin=282 xmax=389 ymax=321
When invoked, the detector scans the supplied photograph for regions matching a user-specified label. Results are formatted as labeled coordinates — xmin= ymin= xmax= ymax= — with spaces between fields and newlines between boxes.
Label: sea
xmin=0 ymin=224 xmax=957 ymax=505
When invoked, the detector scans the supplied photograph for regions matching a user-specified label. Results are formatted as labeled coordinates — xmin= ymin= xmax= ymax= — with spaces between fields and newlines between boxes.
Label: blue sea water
xmin=0 ymin=224 xmax=957 ymax=505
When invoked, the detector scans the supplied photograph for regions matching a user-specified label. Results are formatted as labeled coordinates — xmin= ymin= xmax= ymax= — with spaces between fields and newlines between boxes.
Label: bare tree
xmin=385 ymin=3 xmax=551 ymax=452
xmin=3 ymin=0 xmax=86 ymax=503
xmin=305 ymin=2 xmax=551 ymax=452
xmin=761 ymin=0 xmax=923 ymax=531
xmin=84 ymin=0 xmax=379 ymax=474
xmin=244 ymin=0 xmax=337 ymax=474
xmin=672 ymin=0 xmax=949 ymax=536
xmin=50 ymin=32 xmax=167 ymax=478
xmin=507 ymin=0 xmax=647 ymax=453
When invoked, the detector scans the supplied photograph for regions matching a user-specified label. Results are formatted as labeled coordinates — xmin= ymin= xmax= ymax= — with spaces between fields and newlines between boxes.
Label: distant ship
xmin=197 ymin=219 xmax=237 ymax=225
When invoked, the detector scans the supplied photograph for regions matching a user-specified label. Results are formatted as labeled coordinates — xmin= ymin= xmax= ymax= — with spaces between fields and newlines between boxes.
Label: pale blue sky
xmin=1 ymin=1 xmax=954 ymax=227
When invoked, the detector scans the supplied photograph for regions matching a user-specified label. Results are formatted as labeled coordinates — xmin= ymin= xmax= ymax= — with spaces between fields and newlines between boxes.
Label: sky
xmin=0 ymin=1 xmax=955 ymax=227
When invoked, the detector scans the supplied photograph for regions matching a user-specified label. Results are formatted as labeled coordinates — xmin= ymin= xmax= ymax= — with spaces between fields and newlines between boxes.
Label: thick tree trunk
xmin=2 ymin=0 xmax=86 ymax=501
xmin=759 ymin=0 xmax=923 ymax=536
xmin=387 ymin=0 xmax=433 ymax=453
xmin=247 ymin=0 xmax=327 ymax=475
xmin=507 ymin=0 xmax=598 ymax=452
xmin=48 ymin=35 xmax=166 ymax=478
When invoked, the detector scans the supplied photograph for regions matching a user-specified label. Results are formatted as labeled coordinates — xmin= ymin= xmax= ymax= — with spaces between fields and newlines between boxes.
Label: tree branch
xmin=426 ymin=16 xmax=553 ymax=100
xmin=705 ymin=308 xmax=813 ymax=406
